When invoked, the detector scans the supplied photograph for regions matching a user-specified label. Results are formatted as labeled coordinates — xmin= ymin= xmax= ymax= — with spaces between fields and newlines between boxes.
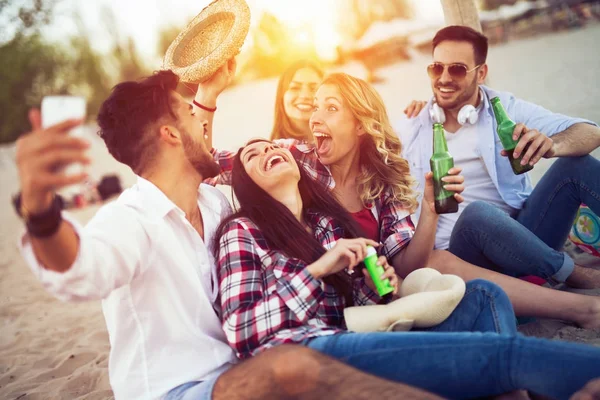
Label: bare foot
xmin=570 ymin=378 xmax=600 ymax=399
xmin=566 ymin=265 xmax=600 ymax=290
xmin=572 ymin=295 xmax=600 ymax=330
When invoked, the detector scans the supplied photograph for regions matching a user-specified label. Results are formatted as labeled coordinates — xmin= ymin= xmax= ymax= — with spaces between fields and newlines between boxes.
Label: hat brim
xmin=163 ymin=0 xmax=250 ymax=83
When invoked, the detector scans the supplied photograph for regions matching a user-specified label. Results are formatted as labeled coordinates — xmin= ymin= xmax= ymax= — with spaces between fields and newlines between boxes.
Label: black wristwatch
xmin=12 ymin=192 xmax=64 ymax=237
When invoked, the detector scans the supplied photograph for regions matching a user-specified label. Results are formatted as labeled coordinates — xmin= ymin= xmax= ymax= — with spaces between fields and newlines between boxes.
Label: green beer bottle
xmin=430 ymin=123 xmax=458 ymax=214
xmin=491 ymin=97 xmax=533 ymax=175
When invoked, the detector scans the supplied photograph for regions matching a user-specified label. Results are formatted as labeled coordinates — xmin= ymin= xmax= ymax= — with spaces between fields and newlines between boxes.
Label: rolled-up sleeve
xmin=18 ymin=204 xmax=149 ymax=302
xmin=510 ymin=96 xmax=598 ymax=137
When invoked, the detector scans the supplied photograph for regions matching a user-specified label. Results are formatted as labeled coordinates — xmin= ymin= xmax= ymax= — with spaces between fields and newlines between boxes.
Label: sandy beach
xmin=1 ymin=24 xmax=599 ymax=399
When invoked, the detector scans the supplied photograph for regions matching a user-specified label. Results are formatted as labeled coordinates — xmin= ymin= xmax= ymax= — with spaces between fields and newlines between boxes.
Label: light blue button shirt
xmin=394 ymin=85 xmax=596 ymax=220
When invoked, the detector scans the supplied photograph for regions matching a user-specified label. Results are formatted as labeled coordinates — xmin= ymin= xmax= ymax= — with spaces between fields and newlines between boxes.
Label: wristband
xmin=193 ymin=100 xmax=217 ymax=112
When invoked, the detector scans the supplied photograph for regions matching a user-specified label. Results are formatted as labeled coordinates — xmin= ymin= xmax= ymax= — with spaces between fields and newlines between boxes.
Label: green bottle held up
xmin=430 ymin=123 xmax=459 ymax=214
xmin=491 ymin=97 xmax=533 ymax=175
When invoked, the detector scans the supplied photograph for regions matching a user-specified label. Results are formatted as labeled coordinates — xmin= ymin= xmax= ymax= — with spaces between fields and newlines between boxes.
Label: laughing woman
xmin=270 ymin=60 xmax=324 ymax=142
xmin=214 ymin=139 xmax=600 ymax=400
xmin=206 ymin=72 xmax=600 ymax=329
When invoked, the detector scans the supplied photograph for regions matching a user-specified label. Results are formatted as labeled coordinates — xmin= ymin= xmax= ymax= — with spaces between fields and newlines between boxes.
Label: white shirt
xmin=435 ymin=123 xmax=516 ymax=249
xmin=19 ymin=178 xmax=238 ymax=400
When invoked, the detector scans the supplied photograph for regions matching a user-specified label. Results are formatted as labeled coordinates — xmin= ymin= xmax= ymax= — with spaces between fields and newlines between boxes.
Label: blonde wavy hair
xmin=321 ymin=73 xmax=418 ymax=213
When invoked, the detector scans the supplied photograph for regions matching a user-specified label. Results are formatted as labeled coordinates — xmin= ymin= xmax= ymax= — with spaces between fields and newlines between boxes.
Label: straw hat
xmin=163 ymin=0 xmax=251 ymax=83
xmin=344 ymin=268 xmax=466 ymax=332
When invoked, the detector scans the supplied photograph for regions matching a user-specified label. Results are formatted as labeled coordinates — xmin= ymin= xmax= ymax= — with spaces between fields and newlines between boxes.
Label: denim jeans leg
xmin=306 ymin=331 xmax=600 ymax=399
xmin=449 ymin=201 xmax=570 ymax=280
xmin=422 ymin=279 xmax=517 ymax=334
xmin=517 ymin=155 xmax=600 ymax=251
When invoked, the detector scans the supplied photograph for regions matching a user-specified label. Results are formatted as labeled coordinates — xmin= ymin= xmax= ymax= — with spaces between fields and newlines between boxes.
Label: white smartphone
xmin=41 ymin=96 xmax=87 ymax=196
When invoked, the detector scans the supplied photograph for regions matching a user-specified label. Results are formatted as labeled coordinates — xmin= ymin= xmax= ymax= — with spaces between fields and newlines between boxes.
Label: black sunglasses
xmin=427 ymin=62 xmax=482 ymax=80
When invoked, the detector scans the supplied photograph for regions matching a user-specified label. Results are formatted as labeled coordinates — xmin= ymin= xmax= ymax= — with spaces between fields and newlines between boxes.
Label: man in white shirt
xmin=395 ymin=25 xmax=600 ymax=329
xmin=14 ymin=63 xmax=442 ymax=400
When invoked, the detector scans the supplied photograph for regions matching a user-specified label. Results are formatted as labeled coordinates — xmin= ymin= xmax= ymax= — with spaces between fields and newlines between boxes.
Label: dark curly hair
xmin=97 ymin=70 xmax=179 ymax=174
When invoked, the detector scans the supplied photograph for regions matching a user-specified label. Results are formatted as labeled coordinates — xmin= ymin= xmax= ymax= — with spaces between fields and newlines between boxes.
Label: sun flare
xmin=255 ymin=0 xmax=342 ymax=59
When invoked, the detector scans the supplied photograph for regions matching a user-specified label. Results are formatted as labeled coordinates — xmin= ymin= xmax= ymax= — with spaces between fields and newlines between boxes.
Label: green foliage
xmin=0 ymin=33 xmax=73 ymax=143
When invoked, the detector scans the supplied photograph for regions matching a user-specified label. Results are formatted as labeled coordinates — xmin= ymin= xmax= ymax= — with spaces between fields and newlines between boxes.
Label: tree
xmin=0 ymin=33 xmax=72 ymax=142
xmin=0 ymin=0 xmax=58 ymax=44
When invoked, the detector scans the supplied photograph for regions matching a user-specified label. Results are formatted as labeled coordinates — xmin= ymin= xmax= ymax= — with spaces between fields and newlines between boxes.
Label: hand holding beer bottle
xmin=491 ymin=97 xmax=555 ymax=174
xmin=429 ymin=123 xmax=465 ymax=214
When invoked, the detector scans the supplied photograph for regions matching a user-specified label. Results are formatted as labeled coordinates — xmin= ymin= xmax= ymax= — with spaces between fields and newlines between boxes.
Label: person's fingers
xmin=500 ymin=149 xmax=508 ymax=157
xmin=443 ymin=183 xmax=465 ymax=193
xmin=512 ymin=123 xmax=527 ymax=141
xmin=441 ymin=174 xmax=464 ymax=184
xmin=348 ymin=242 xmax=366 ymax=262
xmin=37 ymin=171 xmax=88 ymax=191
xmin=513 ymin=129 xmax=538 ymax=158
xmin=447 ymin=166 xmax=463 ymax=175
xmin=357 ymin=238 xmax=379 ymax=248
xmin=36 ymin=150 xmax=91 ymax=170
xmin=454 ymin=193 xmax=465 ymax=203
xmin=413 ymin=101 xmax=426 ymax=118
xmin=43 ymin=136 xmax=90 ymax=152
xmin=45 ymin=118 xmax=83 ymax=135
xmin=344 ymin=249 xmax=358 ymax=269
xmin=389 ymin=274 xmax=399 ymax=294
xmin=532 ymin=139 xmax=554 ymax=164
xmin=520 ymin=134 xmax=546 ymax=166
xmin=29 ymin=108 xmax=42 ymax=131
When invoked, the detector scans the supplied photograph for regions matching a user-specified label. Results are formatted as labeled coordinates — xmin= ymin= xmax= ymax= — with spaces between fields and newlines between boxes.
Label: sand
xmin=1 ymin=24 xmax=599 ymax=400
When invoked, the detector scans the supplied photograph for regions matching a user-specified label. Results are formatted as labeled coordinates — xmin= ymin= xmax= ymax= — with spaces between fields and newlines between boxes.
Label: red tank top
xmin=351 ymin=208 xmax=379 ymax=242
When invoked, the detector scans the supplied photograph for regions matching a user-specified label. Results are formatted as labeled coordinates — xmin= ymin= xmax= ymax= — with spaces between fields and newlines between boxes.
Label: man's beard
xmin=181 ymin=132 xmax=220 ymax=179
xmin=435 ymin=76 xmax=478 ymax=111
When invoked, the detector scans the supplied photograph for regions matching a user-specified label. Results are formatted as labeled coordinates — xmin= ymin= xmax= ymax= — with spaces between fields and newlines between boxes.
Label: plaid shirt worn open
xmin=210 ymin=139 xmax=416 ymax=262
xmin=217 ymin=211 xmax=381 ymax=359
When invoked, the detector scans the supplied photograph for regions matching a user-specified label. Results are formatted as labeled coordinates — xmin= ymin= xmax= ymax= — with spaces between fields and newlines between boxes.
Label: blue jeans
xmin=449 ymin=156 xmax=600 ymax=281
xmin=306 ymin=331 xmax=600 ymax=400
xmin=420 ymin=279 xmax=516 ymax=334
xmin=164 ymin=374 xmax=221 ymax=400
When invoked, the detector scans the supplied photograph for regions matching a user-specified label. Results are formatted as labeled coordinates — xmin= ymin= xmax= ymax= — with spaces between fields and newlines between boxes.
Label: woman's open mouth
xmin=263 ymin=154 xmax=287 ymax=172
xmin=313 ymin=132 xmax=332 ymax=155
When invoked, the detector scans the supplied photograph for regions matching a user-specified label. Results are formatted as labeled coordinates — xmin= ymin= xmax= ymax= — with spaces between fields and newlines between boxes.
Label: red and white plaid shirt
xmin=210 ymin=139 xmax=415 ymax=262
xmin=217 ymin=210 xmax=381 ymax=359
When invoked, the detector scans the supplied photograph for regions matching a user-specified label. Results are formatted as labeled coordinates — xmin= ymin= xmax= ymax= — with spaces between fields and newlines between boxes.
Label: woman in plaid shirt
xmin=214 ymin=139 xmax=600 ymax=399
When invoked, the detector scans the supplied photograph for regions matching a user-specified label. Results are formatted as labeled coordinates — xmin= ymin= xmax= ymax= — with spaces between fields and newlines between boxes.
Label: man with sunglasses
xmin=395 ymin=25 xmax=600 ymax=293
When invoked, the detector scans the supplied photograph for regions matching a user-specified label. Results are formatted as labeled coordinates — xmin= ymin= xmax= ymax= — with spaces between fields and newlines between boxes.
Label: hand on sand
xmin=423 ymin=168 xmax=465 ymax=214
xmin=16 ymin=109 xmax=89 ymax=213
xmin=403 ymin=100 xmax=427 ymax=118
xmin=500 ymin=123 xmax=556 ymax=166
xmin=363 ymin=256 xmax=401 ymax=296
xmin=307 ymin=238 xmax=379 ymax=279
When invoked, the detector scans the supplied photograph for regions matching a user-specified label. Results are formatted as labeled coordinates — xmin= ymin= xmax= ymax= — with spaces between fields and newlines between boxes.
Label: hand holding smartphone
xmin=41 ymin=96 xmax=88 ymax=196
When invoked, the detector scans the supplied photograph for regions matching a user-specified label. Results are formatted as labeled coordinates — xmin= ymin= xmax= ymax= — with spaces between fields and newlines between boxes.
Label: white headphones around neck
xmin=429 ymin=101 xmax=479 ymax=126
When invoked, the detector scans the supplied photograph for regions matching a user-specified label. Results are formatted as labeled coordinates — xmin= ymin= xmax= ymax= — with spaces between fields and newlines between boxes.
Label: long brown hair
xmin=321 ymin=73 xmax=418 ymax=213
xmin=215 ymin=140 xmax=365 ymax=306
xmin=270 ymin=60 xmax=324 ymax=141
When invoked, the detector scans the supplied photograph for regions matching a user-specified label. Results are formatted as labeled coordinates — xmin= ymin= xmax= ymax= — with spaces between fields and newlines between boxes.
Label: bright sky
xmin=46 ymin=0 xmax=444 ymax=61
